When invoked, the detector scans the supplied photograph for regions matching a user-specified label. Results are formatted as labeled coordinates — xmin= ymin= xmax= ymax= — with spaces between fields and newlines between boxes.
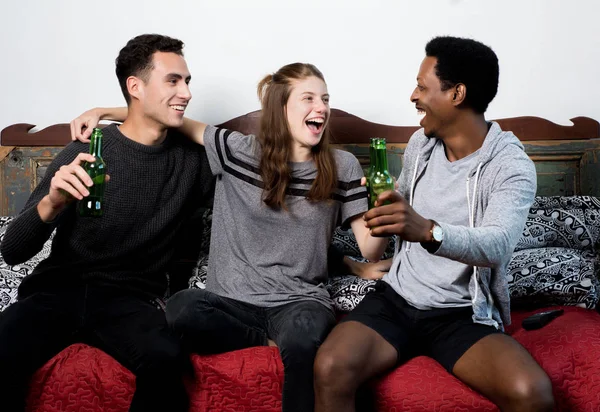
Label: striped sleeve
xmin=203 ymin=125 xmax=261 ymax=181
xmin=203 ymin=125 xmax=226 ymax=176
xmin=335 ymin=151 xmax=368 ymax=225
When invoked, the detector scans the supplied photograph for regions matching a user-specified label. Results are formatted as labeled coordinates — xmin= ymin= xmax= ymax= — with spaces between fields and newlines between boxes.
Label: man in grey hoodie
xmin=314 ymin=37 xmax=554 ymax=412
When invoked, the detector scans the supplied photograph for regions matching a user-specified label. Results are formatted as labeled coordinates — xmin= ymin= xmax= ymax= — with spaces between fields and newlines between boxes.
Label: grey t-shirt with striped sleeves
xmin=203 ymin=126 xmax=368 ymax=309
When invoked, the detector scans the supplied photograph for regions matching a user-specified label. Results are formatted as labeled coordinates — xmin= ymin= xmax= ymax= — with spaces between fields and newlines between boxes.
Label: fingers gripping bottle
xmin=78 ymin=128 xmax=106 ymax=217
xmin=368 ymin=137 xmax=394 ymax=209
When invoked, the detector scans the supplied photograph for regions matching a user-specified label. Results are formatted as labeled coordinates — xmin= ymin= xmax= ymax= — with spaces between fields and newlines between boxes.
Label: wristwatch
xmin=422 ymin=220 xmax=443 ymax=253
xmin=430 ymin=221 xmax=444 ymax=243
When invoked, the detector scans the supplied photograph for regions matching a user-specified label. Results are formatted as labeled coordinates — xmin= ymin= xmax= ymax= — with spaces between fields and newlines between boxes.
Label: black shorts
xmin=341 ymin=281 xmax=502 ymax=373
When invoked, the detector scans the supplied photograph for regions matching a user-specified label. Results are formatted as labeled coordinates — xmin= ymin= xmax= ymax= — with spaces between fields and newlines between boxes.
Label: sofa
xmin=2 ymin=110 xmax=600 ymax=411
xmin=1 ymin=195 xmax=600 ymax=411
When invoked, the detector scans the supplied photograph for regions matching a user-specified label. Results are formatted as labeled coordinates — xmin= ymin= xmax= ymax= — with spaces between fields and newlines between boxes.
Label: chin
xmin=167 ymin=118 xmax=184 ymax=129
xmin=423 ymin=128 xmax=436 ymax=138
xmin=308 ymin=135 xmax=323 ymax=147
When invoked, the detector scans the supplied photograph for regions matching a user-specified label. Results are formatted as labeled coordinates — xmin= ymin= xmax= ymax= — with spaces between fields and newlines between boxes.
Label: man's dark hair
xmin=425 ymin=36 xmax=499 ymax=114
xmin=115 ymin=34 xmax=185 ymax=104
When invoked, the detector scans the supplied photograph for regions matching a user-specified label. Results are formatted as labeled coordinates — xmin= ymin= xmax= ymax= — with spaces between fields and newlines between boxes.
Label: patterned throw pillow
xmin=516 ymin=196 xmax=600 ymax=251
xmin=0 ymin=217 xmax=54 ymax=312
xmin=508 ymin=247 xmax=599 ymax=309
xmin=326 ymin=226 xmax=396 ymax=313
xmin=509 ymin=196 xmax=600 ymax=309
xmin=326 ymin=275 xmax=378 ymax=312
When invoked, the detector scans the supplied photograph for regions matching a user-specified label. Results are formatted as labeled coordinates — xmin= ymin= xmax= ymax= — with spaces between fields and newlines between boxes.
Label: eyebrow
xmin=166 ymin=73 xmax=192 ymax=82
xmin=301 ymin=91 xmax=330 ymax=98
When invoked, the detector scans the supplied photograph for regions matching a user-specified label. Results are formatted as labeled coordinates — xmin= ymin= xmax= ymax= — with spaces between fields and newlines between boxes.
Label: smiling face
xmin=410 ymin=56 xmax=456 ymax=138
xmin=285 ymin=76 xmax=330 ymax=156
xmin=133 ymin=51 xmax=192 ymax=130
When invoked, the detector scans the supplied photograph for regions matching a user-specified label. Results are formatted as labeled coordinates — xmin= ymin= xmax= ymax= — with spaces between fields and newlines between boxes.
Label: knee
xmin=313 ymin=346 xmax=358 ymax=391
xmin=165 ymin=289 xmax=212 ymax=330
xmin=505 ymin=373 xmax=554 ymax=412
xmin=277 ymin=311 xmax=334 ymax=363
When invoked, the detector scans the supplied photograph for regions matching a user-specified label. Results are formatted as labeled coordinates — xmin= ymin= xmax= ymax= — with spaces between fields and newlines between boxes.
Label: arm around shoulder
xmin=178 ymin=117 xmax=208 ymax=146
xmin=71 ymin=107 xmax=128 ymax=142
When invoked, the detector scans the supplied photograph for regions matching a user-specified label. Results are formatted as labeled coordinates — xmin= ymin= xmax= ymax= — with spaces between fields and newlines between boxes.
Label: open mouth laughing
xmin=306 ymin=117 xmax=325 ymax=134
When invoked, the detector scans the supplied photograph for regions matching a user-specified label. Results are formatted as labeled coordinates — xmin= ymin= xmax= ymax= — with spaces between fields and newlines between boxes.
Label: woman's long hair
xmin=256 ymin=63 xmax=337 ymax=210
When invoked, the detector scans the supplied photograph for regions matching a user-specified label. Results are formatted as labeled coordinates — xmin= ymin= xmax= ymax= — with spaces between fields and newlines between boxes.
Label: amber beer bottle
xmin=78 ymin=128 xmax=106 ymax=217
xmin=368 ymin=137 xmax=394 ymax=209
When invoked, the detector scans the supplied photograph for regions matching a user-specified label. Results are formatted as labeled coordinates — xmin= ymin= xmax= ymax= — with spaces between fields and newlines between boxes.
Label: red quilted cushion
xmin=372 ymin=356 xmax=496 ymax=411
xmin=27 ymin=343 xmax=134 ymax=412
xmin=187 ymin=347 xmax=283 ymax=412
xmin=508 ymin=306 xmax=600 ymax=411
xmin=26 ymin=307 xmax=600 ymax=411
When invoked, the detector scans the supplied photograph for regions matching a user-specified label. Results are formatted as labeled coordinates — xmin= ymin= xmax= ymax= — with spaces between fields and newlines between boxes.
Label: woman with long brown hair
xmin=71 ymin=62 xmax=388 ymax=412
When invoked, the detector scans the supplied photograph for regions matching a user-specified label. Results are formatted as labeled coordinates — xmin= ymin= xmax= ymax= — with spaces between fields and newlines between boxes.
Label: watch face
xmin=432 ymin=225 xmax=444 ymax=242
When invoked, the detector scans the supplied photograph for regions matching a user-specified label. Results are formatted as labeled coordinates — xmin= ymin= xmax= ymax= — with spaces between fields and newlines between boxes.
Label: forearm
xmin=350 ymin=217 xmax=389 ymax=262
xmin=97 ymin=107 xmax=128 ymax=122
xmin=37 ymin=195 xmax=66 ymax=223
xmin=433 ymin=223 xmax=517 ymax=268
xmin=178 ymin=117 xmax=207 ymax=145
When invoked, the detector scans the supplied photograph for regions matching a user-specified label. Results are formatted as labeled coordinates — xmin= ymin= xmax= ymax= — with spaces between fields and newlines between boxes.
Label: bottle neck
xmin=374 ymin=146 xmax=388 ymax=172
xmin=369 ymin=144 xmax=377 ymax=171
xmin=89 ymin=134 xmax=102 ymax=158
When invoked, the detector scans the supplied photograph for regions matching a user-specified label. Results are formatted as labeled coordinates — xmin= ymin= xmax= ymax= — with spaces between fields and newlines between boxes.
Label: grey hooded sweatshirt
xmin=383 ymin=122 xmax=537 ymax=329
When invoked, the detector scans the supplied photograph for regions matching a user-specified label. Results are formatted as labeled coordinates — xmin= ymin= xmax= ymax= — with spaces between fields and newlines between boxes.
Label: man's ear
xmin=452 ymin=83 xmax=466 ymax=106
xmin=127 ymin=76 xmax=143 ymax=101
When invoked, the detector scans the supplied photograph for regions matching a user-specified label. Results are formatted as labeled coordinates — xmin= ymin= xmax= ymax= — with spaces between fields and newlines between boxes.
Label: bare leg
xmin=314 ymin=321 xmax=398 ymax=412
xmin=453 ymin=334 xmax=554 ymax=412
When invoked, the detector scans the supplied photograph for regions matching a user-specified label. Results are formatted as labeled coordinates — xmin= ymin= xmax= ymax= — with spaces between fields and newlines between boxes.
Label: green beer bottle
xmin=78 ymin=128 xmax=106 ymax=217
xmin=368 ymin=137 xmax=394 ymax=209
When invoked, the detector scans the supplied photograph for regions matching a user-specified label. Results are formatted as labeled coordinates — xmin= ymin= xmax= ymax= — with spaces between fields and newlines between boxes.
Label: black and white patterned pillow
xmin=508 ymin=247 xmax=599 ymax=309
xmin=508 ymin=196 xmax=600 ymax=309
xmin=516 ymin=196 xmax=600 ymax=252
xmin=0 ymin=217 xmax=54 ymax=312
xmin=326 ymin=227 xmax=396 ymax=313
xmin=326 ymin=275 xmax=377 ymax=312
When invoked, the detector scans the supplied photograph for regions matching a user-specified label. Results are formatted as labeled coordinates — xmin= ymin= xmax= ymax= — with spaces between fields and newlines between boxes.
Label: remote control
xmin=522 ymin=309 xmax=564 ymax=331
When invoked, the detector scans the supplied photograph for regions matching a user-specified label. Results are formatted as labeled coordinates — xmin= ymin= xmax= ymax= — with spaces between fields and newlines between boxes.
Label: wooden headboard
xmin=1 ymin=109 xmax=599 ymax=215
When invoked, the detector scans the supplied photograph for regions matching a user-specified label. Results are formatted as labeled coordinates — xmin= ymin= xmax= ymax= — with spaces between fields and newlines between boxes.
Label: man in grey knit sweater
xmin=0 ymin=34 xmax=212 ymax=411
xmin=315 ymin=37 xmax=554 ymax=412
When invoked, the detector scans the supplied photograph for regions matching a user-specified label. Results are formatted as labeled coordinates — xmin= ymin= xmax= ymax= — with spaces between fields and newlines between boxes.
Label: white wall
xmin=1 ymin=0 xmax=599 ymax=133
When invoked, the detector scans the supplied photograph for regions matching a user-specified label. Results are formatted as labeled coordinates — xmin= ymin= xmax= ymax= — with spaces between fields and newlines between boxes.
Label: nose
xmin=410 ymin=87 xmax=419 ymax=103
xmin=179 ymin=83 xmax=192 ymax=101
xmin=315 ymin=98 xmax=327 ymax=113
